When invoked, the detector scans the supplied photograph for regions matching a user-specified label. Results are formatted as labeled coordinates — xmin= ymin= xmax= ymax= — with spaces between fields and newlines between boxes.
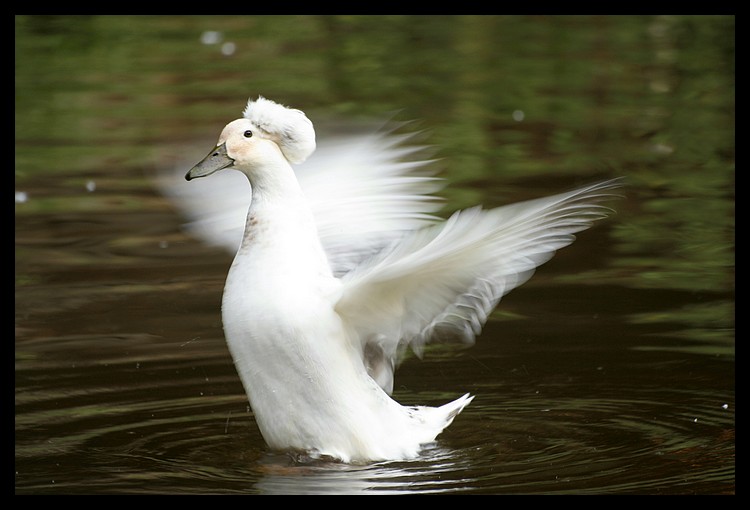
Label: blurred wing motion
xmin=159 ymin=127 xmax=444 ymax=276
xmin=295 ymin=129 xmax=443 ymax=276
xmin=160 ymin=125 xmax=620 ymax=395
xmin=334 ymin=179 xmax=621 ymax=393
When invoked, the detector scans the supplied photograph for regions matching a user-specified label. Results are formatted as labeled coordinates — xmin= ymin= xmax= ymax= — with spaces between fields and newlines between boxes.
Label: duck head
xmin=186 ymin=96 xmax=316 ymax=181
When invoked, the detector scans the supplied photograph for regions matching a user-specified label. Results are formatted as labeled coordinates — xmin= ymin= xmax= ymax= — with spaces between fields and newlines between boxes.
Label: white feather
xmin=160 ymin=125 xmax=444 ymax=277
xmin=335 ymin=180 xmax=621 ymax=393
xmin=243 ymin=96 xmax=316 ymax=164
xmin=162 ymin=124 xmax=619 ymax=396
xmin=167 ymin=96 xmax=621 ymax=462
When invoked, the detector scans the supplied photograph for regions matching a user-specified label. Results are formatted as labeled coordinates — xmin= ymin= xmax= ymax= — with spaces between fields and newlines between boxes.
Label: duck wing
xmin=335 ymin=179 xmax=622 ymax=394
xmin=160 ymin=128 xmax=443 ymax=277
xmin=296 ymin=128 xmax=443 ymax=276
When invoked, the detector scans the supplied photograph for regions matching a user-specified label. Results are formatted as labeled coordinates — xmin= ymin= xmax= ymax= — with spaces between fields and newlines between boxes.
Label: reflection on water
xmin=15 ymin=323 xmax=734 ymax=494
xmin=16 ymin=15 xmax=733 ymax=493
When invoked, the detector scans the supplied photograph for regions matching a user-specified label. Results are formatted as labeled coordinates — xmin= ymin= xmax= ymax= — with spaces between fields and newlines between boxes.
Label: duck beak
xmin=186 ymin=143 xmax=235 ymax=181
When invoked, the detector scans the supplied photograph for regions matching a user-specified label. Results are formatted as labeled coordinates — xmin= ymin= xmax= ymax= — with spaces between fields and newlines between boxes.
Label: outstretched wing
xmin=335 ymin=179 xmax=622 ymax=393
xmin=296 ymin=128 xmax=443 ymax=276
xmin=158 ymin=126 xmax=443 ymax=276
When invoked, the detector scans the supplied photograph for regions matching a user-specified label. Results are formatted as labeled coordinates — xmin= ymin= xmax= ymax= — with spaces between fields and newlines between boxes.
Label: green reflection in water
xmin=16 ymin=16 xmax=733 ymax=353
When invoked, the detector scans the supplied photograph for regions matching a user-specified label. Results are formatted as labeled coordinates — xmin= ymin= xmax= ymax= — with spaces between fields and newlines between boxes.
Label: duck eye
xmin=243 ymin=130 xmax=253 ymax=138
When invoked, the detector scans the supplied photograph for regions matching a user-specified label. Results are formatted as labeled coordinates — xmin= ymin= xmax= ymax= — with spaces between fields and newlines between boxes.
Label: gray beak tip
xmin=186 ymin=143 xmax=235 ymax=181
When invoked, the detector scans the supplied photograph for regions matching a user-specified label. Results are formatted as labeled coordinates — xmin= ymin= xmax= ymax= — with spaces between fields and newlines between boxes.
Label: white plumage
xmin=173 ymin=96 xmax=620 ymax=463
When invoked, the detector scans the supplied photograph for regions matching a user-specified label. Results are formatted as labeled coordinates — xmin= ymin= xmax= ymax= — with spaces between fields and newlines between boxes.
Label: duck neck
xmin=246 ymin=158 xmax=305 ymax=207
xmin=237 ymin=162 xmax=327 ymax=272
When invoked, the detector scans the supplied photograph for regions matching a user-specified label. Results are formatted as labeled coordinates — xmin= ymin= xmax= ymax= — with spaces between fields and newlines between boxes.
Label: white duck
xmin=182 ymin=96 xmax=619 ymax=463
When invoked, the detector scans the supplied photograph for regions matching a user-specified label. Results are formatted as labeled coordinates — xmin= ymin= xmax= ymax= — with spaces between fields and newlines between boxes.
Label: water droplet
xmin=201 ymin=30 xmax=222 ymax=45
xmin=649 ymin=142 xmax=674 ymax=155
xmin=221 ymin=42 xmax=236 ymax=56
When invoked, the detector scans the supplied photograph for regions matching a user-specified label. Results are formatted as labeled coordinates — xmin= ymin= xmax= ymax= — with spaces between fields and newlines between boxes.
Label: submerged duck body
xmin=183 ymin=96 xmax=618 ymax=463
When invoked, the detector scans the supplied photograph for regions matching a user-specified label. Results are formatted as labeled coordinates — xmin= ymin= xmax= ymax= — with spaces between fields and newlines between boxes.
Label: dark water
xmin=15 ymin=15 xmax=734 ymax=494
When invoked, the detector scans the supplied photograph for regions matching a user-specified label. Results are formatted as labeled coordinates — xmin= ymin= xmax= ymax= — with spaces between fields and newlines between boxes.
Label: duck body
xmin=184 ymin=96 xmax=618 ymax=463
xmin=221 ymin=161 xmax=468 ymax=462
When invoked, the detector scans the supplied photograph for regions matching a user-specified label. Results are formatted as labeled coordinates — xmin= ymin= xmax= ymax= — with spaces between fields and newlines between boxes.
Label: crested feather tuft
xmin=243 ymin=96 xmax=316 ymax=164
